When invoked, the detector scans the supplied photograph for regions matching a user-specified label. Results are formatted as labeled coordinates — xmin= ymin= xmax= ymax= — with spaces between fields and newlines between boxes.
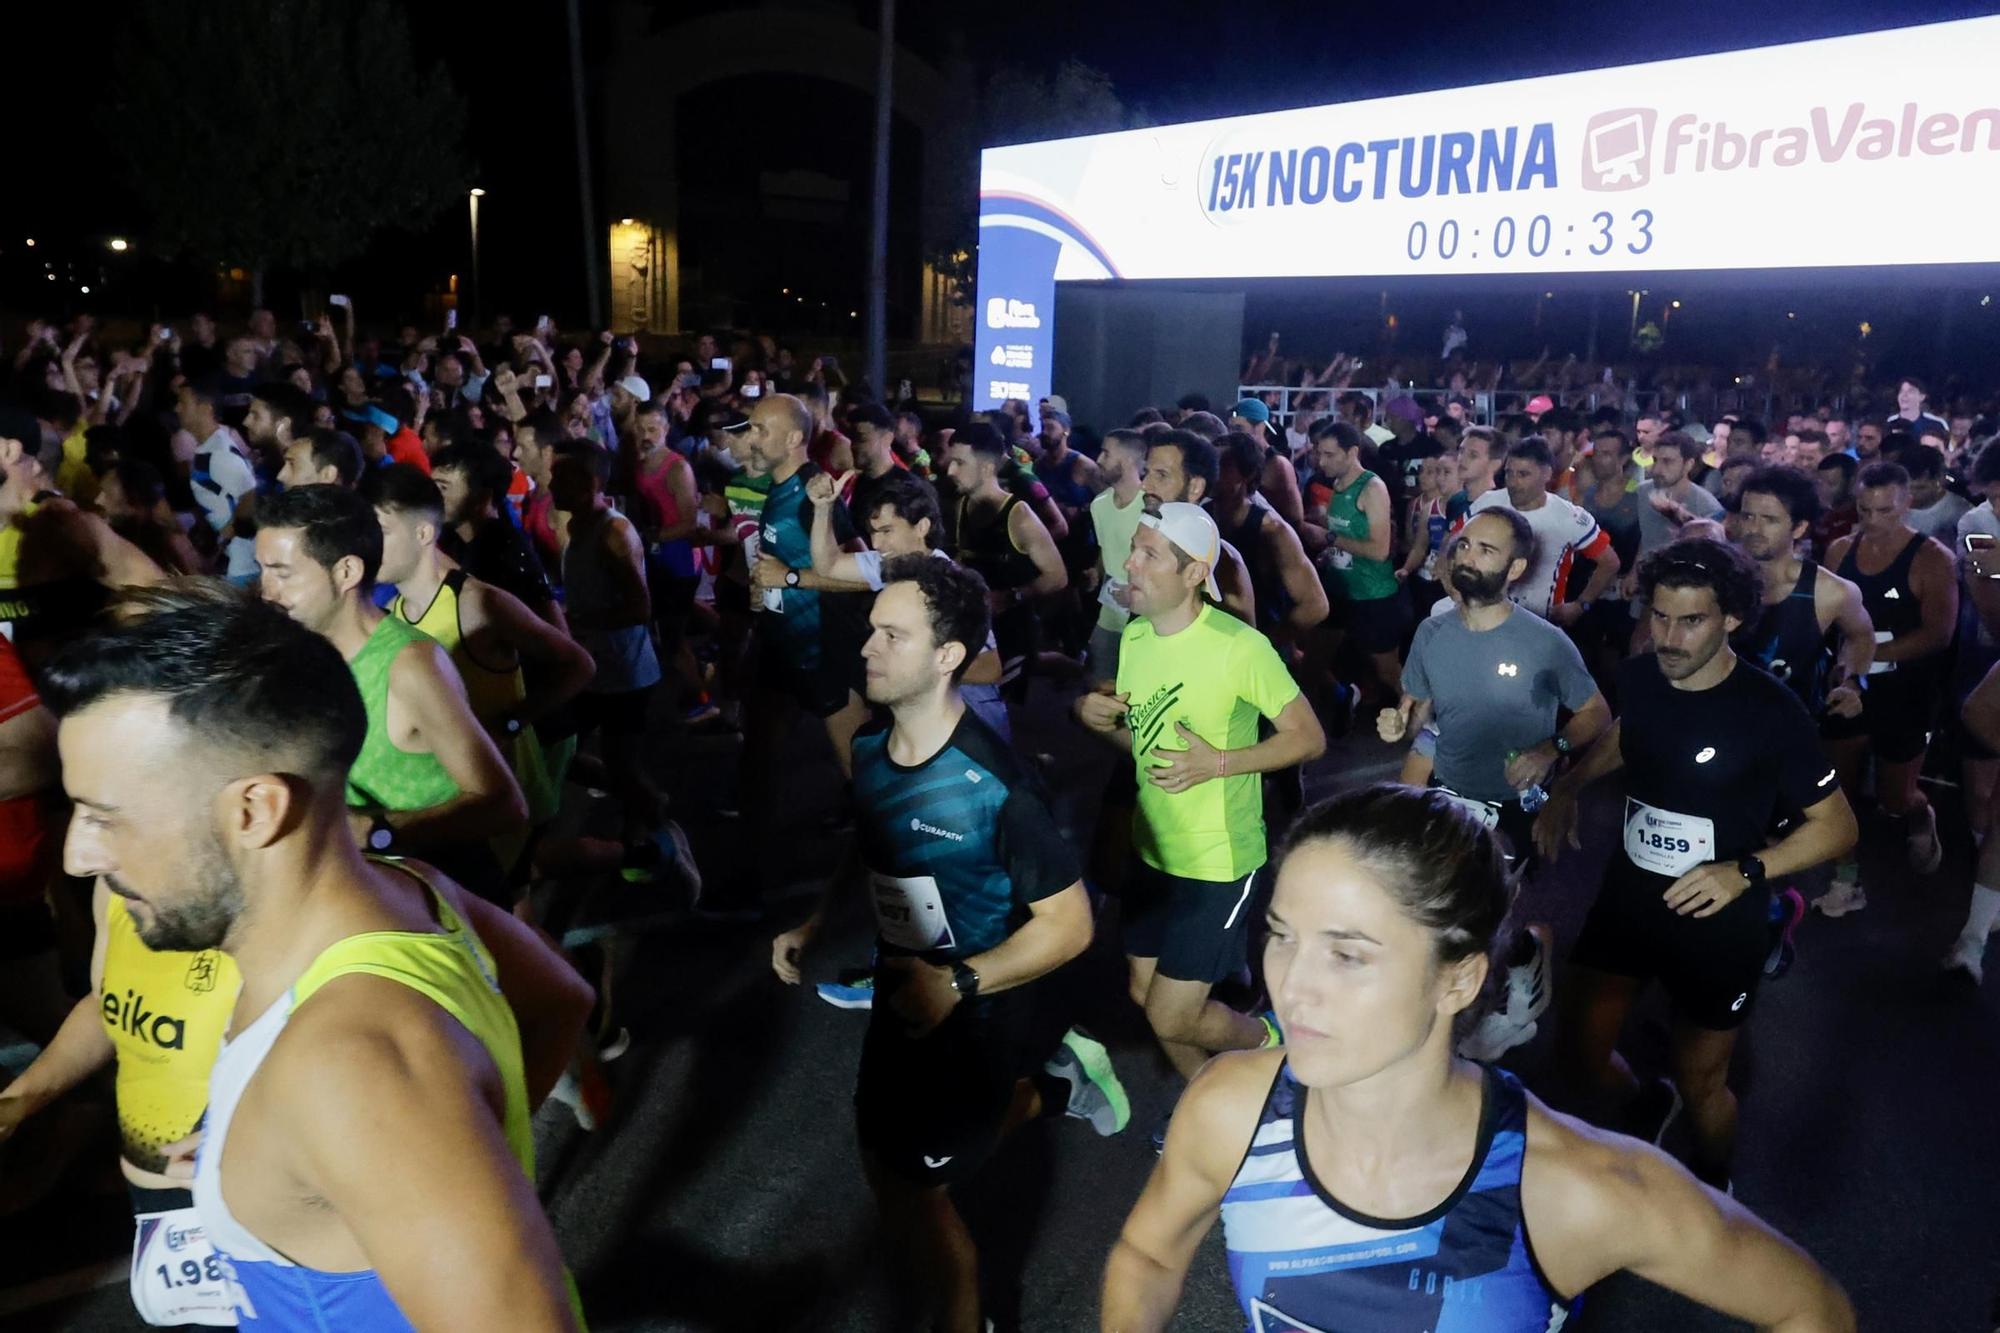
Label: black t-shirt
xmin=443 ymin=516 xmax=553 ymax=612
xmin=1615 ymin=652 xmax=1838 ymax=877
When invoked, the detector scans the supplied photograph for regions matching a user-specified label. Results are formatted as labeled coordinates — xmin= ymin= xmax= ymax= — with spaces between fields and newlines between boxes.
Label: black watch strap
xmin=950 ymin=960 xmax=981 ymax=1000
xmin=1737 ymin=855 xmax=1766 ymax=884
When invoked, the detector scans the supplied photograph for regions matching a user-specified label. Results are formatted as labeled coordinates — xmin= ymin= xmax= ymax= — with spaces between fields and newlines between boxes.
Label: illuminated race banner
xmin=973 ymin=15 xmax=2000 ymax=410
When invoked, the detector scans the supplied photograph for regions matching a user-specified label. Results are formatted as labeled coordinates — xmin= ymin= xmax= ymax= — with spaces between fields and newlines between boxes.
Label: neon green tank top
xmin=294 ymin=860 xmax=532 ymax=1171
xmin=1325 ymin=469 xmax=1400 ymax=601
xmin=345 ymin=614 xmax=462 ymax=813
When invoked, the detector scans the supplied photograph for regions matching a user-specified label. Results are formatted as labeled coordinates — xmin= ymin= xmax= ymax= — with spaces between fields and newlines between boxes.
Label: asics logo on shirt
xmin=1496 ymin=662 xmax=1519 ymax=677
xmin=909 ymin=816 xmax=965 ymax=843
xmin=1695 ymin=747 xmax=1716 ymax=763
xmin=1731 ymin=992 xmax=1748 ymax=1012
xmin=923 ymin=1155 xmax=954 ymax=1168
xmin=1818 ymin=768 xmax=1837 ymax=787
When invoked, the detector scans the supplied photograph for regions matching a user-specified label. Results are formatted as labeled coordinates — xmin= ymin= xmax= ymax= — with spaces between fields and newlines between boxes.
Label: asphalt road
xmin=6 ymin=674 xmax=1999 ymax=1331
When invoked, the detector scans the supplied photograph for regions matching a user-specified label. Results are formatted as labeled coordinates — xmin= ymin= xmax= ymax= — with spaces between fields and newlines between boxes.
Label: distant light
xmin=619 ymin=217 xmax=634 ymax=225
xmin=1786 ymin=311 xmax=1796 ymax=319
xmin=470 ymin=187 xmax=487 ymax=198
xmin=849 ymin=310 xmax=858 ymax=318
xmin=1543 ymin=291 xmax=1553 ymax=299
xmin=44 ymin=273 xmax=54 ymax=281
xmin=1859 ymin=321 xmax=1872 ymax=337
xmin=109 ymin=238 xmax=129 ymax=252
xmin=79 ymin=285 xmax=89 ymax=294
xmin=1671 ymin=300 xmax=1682 ymax=309
xmin=782 ymin=287 xmax=789 ymax=295
xmin=23 ymin=238 xmax=33 ymax=247
xmin=1984 ymin=295 xmax=1993 ymax=307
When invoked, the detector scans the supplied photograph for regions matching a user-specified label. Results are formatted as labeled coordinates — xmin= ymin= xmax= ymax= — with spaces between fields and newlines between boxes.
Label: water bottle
xmin=1506 ymin=750 xmax=1549 ymax=813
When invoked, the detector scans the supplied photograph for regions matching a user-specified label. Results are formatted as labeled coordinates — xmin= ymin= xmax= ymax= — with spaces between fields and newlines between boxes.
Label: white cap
xmin=617 ymin=374 xmax=651 ymax=402
xmin=1139 ymin=501 xmax=1222 ymax=601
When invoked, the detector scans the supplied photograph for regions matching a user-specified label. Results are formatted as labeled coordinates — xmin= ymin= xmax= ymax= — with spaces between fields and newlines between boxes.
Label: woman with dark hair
xmin=1103 ymin=782 xmax=1854 ymax=1332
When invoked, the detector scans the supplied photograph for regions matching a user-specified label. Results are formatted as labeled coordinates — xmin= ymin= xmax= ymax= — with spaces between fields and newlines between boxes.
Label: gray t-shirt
xmin=1635 ymin=479 xmax=1725 ymax=557
xmin=1402 ymin=606 xmax=1601 ymax=802
xmin=1910 ymin=491 xmax=1971 ymax=546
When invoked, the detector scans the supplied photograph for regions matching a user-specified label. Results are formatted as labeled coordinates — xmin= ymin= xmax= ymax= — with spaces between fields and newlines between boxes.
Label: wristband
xmin=1218 ymin=749 xmax=1229 ymax=777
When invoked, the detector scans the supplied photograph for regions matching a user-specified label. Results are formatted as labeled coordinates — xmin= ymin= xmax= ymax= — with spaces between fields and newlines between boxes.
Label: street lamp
xmin=467 ymin=189 xmax=485 ymax=328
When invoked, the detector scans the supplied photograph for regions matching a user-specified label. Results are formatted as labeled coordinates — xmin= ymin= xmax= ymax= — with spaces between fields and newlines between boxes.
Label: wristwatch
xmin=1551 ymin=734 xmax=1573 ymax=757
xmin=949 ymin=960 xmax=981 ymax=1001
xmin=1736 ymin=855 xmax=1767 ymax=886
xmin=784 ymin=568 xmax=801 ymax=588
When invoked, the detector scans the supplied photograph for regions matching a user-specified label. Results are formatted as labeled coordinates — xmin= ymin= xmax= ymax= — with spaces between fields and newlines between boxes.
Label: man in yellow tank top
xmin=367 ymin=463 xmax=595 ymax=876
xmin=0 ymin=876 xmax=243 ymax=1325
xmin=42 ymin=582 xmax=592 ymax=1331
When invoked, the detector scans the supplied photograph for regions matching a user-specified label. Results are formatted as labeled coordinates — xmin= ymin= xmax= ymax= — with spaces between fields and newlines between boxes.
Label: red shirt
xmin=388 ymin=426 xmax=431 ymax=475
xmin=522 ymin=488 xmax=560 ymax=569
xmin=0 ymin=636 xmax=53 ymax=904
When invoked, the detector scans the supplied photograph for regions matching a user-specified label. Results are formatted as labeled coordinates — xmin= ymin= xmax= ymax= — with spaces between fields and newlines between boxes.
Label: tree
xmin=107 ymin=0 xmax=472 ymax=306
xmin=930 ymin=60 xmax=1138 ymax=305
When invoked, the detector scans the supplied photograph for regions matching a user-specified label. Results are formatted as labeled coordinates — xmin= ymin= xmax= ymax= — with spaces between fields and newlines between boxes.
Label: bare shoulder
xmin=1518 ymin=1095 xmax=1682 ymax=1293
xmin=274 ymin=970 xmax=493 ymax=1110
xmin=389 ymin=633 xmax=456 ymax=690
xmin=1172 ymin=1048 xmax=1285 ymax=1175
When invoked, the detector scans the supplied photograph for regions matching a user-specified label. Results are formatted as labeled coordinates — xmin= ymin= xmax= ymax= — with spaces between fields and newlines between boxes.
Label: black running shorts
xmin=1121 ymin=860 xmax=1259 ymax=984
xmin=854 ymin=975 xmax=1039 ymax=1188
xmin=1570 ymin=859 xmax=1771 ymax=1031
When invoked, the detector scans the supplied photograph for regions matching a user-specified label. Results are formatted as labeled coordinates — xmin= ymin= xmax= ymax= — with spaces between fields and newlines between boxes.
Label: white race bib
xmin=130 ymin=1208 xmax=236 ymax=1326
xmin=869 ymin=872 xmax=958 ymax=952
xmin=1622 ymin=798 xmax=1715 ymax=878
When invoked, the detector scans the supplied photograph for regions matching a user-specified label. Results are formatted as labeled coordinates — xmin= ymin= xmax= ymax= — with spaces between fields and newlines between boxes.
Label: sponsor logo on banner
xmin=985 ymin=297 xmax=1042 ymax=329
xmin=1582 ymin=109 xmax=1657 ymax=189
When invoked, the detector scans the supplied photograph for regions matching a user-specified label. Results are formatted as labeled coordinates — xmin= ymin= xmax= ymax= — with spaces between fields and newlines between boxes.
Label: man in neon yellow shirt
xmin=1076 ymin=502 xmax=1326 ymax=1105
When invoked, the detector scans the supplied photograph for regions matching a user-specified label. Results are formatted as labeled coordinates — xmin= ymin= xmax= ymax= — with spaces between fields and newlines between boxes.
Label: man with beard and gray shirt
xmin=1378 ymin=506 xmax=1612 ymax=1061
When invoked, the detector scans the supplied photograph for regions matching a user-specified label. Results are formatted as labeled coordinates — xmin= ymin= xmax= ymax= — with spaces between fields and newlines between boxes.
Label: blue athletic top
xmin=849 ymin=708 xmax=1079 ymax=963
xmin=1221 ymin=1061 xmax=1576 ymax=1333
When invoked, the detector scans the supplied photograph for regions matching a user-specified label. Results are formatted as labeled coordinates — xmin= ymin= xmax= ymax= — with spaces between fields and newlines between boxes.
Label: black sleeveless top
xmin=1738 ymin=560 xmax=1830 ymax=713
xmin=955 ymin=493 xmax=1038 ymax=592
xmin=1216 ymin=499 xmax=1288 ymax=634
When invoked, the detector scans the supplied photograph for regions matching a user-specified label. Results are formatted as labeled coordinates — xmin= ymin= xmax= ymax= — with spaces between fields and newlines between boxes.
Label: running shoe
xmin=1942 ymin=932 xmax=1986 ymax=987
xmin=1457 ymin=923 xmax=1552 ymax=1062
xmin=1815 ymin=876 xmax=1868 ymax=918
xmin=619 ymin=820 xmax=704 ymax=895
xmin=1327 ymin=682 xmax=1362 ymax=738
xmin=655 ymin=819 xmax=702 ymax=893
xmin=1907 ymin=803 xmax=1944 ymax=875
xmin=683 ymin=700 xmax=723 ymax=728
xmin=1763 ymin=887 xmax=1807 ymax=979
xmin=548 ymin=1068 xmax=608 ymax=1132
xmin=1043 ymin=1028 xmax=1131 ymax=1136
xmin=815 ymin=969 xmax=876 ymax=1010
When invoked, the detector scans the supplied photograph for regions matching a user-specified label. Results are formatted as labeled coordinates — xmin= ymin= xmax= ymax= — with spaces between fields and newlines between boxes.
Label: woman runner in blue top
xmin=1102 ymin=784 xmax=1854 ymax=1333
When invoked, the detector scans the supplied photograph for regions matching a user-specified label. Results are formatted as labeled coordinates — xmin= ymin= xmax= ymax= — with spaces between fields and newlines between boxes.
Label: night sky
xmin=8 ymin=0 xmax=1999 ymax=368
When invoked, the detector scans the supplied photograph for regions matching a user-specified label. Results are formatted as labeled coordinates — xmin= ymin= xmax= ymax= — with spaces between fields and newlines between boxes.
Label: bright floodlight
xmin=109 ymin=238 xmax=129 ymax=252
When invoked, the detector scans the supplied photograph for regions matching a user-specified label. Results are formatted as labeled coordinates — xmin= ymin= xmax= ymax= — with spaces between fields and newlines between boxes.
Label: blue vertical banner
xmin=971 ymin=204 xmax=1060 ymax=415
